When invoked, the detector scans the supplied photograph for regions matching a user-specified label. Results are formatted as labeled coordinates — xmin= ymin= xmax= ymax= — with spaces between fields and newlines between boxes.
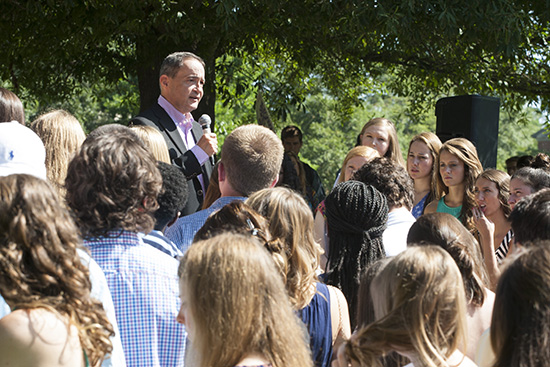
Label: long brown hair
xmin=407 ymin=132 xmax=443 ymax=206
xmin=407 ymin=212 xmax=490 ymax=307
xmin=435 ymin=138 xmax=483 ymax=232
xmin=345 ymin=246 xmax=467 ymax=367
xmin=491 ymin=243 xmax=550 ymax=367
xmin=247 ymin=187 xmax=321 ymax=310
xmin=476 ymin=169 xmax=511 ymax=217
xmin=0 ymin=174 xmax=113 ymax=366
xmin=179 ymin=233 xmax=313 ymax=367
xmin=0 ymin=87 xmax=24 ymax=124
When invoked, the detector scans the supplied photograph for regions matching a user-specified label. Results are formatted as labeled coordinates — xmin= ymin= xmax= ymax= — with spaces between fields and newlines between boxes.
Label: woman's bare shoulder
xmin=424 ymin=199 xmax=438 ymax=214
xmin=0 ymin=310 xmax=40 ymax=365
xmin=0 ymin=309 xmax=82 ymax=367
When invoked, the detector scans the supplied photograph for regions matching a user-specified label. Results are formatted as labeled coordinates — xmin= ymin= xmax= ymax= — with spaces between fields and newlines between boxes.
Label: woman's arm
xmin=314 ymin=211 xmax=329 ymax=270
xmin=473 ymin=207 xmax=500 ymax=290
xmin=328 ymin=285 xmax=351 ymax=359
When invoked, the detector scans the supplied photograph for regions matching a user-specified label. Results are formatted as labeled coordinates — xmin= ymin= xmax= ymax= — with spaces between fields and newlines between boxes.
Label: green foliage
xmin=0 ymin=0 xmax=547 ymax=175
xmin=5 ymin=78 xmax=139 ymax=133
xmin=496 ymin=106 xmax=542 ymax=170
xmin=2 ymin=0 xmax=549 ymax=123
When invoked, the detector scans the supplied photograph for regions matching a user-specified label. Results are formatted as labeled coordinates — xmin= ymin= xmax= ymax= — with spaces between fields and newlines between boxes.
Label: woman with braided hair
xmin=315 ymin=146 xmax=380 ymax=269
xmin=324 ymin=180 xmax=388 ymax=328
xmin=0 ymin=174 xmax=113 ymax=367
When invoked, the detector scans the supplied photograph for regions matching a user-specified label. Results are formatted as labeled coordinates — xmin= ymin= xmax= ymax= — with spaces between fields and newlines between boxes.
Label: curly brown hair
xmin=354 ymin=156 xmax=414 ymax=210
xmin=0 ymin=174 xmax=113 ymax=366
xmin=65 ymin=132 xmax=162 ymax=238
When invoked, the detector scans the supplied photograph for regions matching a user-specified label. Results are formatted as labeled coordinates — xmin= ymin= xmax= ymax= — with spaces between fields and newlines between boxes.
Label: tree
xmin=1 ymin=0 xmax=549 ymax=128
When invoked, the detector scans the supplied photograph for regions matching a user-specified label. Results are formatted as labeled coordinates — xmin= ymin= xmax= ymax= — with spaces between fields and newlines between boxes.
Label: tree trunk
xmin=191 ymin=54 xmax=216 ymax=129
xmin=135 ymin=34 xmax=165 ymax=113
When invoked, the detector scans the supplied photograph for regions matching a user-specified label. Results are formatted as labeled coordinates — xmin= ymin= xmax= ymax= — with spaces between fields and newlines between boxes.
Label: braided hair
xmin=324 ymin=180 xmax=388 ymax=325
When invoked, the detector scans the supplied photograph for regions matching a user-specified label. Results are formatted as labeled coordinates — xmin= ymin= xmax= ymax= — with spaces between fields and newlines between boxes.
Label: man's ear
xmin=141 ymin=196 xmax=155 ymax=211
xmin=269 ymin=173 xmax=279 ymax=188
xmin=159 ymin=74 xmax=170 ymax=90
xmin=218 ymin=162 xmax=226 ymax=182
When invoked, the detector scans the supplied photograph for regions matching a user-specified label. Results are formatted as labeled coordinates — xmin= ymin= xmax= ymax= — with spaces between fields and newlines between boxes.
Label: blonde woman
xmin=358 ymin=118 xmax=405 ymax=168
xmin=130 ymin=125 xmax=171 ymax=163
xmin=30 ymin=109 xmax=86 ymax=197
xmin=178 ymin=232 xmax=313 ymax=367
xmin=247 ymin=187 xmax=351 ymax=366
xmin=315 ymin=146 xmax=380 ymax=268
xmin=407 ymin=132 xmax=442 ymax=218
xmin=335 ymin=246 xmax=476 ymax=367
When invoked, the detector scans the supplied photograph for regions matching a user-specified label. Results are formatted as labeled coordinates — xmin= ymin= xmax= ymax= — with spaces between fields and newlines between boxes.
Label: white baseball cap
xmin=0 ymin=121 xmax=47 ymax=180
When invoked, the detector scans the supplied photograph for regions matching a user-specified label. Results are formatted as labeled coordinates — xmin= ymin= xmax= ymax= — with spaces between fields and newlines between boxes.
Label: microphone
xmin=197 ymin=114 xmax=215 ymax=166
xmin=198 ymin=114 xmax=211 ymax=134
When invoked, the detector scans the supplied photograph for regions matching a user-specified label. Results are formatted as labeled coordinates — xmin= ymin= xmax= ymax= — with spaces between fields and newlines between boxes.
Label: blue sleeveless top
xmin=436 ymin=197 xmax=462 ymax=219
xmin=298 ymin=282 xmax=333 ymax=367
xmin=411 ymin=193 xmax=429 ymax=219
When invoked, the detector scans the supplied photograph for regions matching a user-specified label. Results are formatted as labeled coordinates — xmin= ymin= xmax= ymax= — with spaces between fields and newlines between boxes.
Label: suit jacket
xmin=129 ymin=103 xmax=214 ymax=216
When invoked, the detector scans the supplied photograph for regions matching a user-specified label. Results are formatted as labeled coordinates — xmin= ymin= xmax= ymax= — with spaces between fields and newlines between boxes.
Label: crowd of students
xmin=1 ymin=61 xmax=550 ymax=367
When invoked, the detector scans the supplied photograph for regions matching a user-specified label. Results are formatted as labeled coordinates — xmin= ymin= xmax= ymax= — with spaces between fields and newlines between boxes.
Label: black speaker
xmin=435 ymin=95 xmax=500 ymax=168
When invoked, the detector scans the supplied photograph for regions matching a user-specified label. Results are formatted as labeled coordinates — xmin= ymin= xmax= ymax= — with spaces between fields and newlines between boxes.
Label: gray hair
xmin=159 ymin=52 xmax=205 ymax=78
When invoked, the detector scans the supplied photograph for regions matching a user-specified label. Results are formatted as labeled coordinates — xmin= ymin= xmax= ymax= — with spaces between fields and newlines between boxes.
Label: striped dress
xmin=495 ymin=229 xmax=513 ymax=263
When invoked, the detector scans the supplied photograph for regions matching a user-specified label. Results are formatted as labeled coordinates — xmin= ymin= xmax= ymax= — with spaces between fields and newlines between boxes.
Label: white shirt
xmin=382 ymin=207 xmax=416 ymax=256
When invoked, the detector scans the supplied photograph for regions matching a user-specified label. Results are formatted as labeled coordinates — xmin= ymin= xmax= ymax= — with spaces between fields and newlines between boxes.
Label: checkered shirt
xmin=165 ymin=196 xmax=245 ymax=254
xmin=140 ymin=230 xmax=183 ymax=259
xmin=85 ymin=230 xmax=186 ymax=367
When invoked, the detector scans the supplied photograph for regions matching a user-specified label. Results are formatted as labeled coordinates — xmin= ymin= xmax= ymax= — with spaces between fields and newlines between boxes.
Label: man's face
xmin=282 ymin=136 xmax=302 ymax=155
xmin=160 ymin=58 xmax=205 ymax=114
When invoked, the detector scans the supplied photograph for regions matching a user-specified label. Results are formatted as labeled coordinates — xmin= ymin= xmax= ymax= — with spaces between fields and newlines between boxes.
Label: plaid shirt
xmin=165 ymin=196 xmax=245 ymax=254
xmin=140 ymin=230 xmax=183 ymax=260
xmin=85 ymin=230 xmax=186 ymax=367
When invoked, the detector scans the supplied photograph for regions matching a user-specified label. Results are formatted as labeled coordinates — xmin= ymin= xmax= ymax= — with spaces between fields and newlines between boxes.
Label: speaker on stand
xmin=435 ymin=95 xmax=500 ymax=169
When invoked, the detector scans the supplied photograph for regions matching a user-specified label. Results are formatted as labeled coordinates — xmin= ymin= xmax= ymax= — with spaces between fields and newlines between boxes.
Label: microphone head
xmin=198 ymin=114 xmax=212 ymax=128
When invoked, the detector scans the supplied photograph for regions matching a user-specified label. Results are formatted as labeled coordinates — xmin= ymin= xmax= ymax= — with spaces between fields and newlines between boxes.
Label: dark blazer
xmin=129 ymin=103 xmax=214 ymax=216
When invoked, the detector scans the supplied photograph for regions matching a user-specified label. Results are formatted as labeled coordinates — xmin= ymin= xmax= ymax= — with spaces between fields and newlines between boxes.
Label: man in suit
xmin=130 ymin=51 xmax=217 ymax=216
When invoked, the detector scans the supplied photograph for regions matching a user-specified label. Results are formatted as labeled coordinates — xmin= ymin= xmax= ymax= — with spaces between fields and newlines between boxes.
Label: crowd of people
xmin=1 ymin=51 xmax=550 ymax=367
